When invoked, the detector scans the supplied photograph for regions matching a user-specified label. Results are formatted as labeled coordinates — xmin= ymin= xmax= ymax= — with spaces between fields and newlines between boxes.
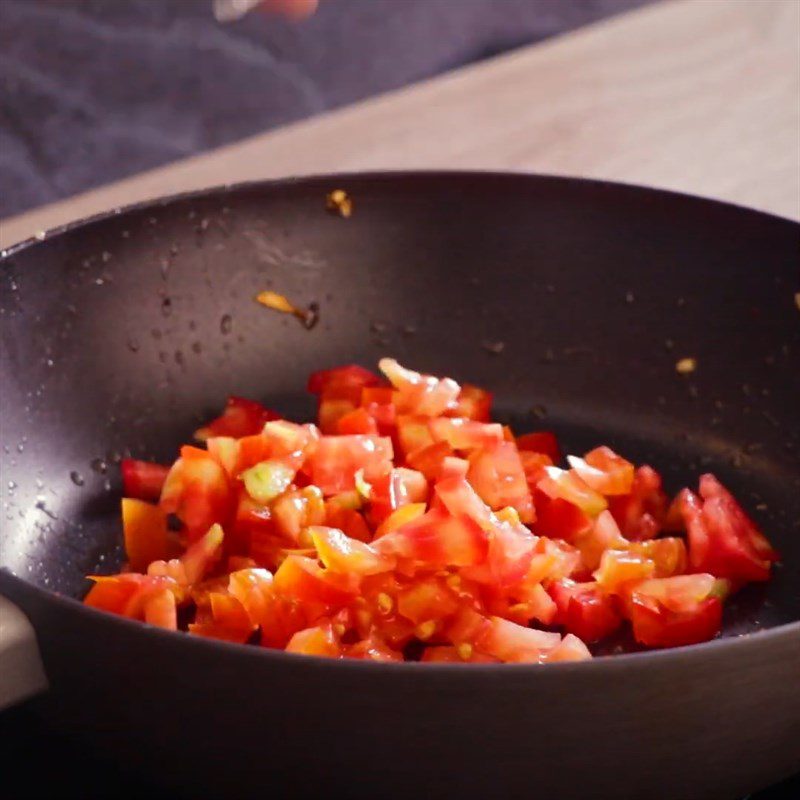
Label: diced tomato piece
xmin=394 ymin=467 xmax=428 ymax=503
xmin=160 ymin=447 xmax=233 ymax=540
xmin=85 ymin=573 xmax=179 ymax=621
xmin=516 ymin=431 xmax=560 ymax=463
xmin=450 ymin=383 xmax=493 ymax=422
xmin=122 ymin=498 xmax=170 ymax=572
xmin=272 ymin=486 xmax=326 ymax=545
xmin=396 ymin=415 xmax=435 ymax=459
xmin=396 ymin=577 xmax=459 ymax=625
xmin=538 ymin=466 xmax=607 ymax=516
xmin=626 ymin=537 xmax=687 ymax=577
xmin=194 ymin=396 xmax=280 ymax=441
xmin=679 ymin=476 xmax=778 ymax=583
xmin=526 ymin=536 xmax=582 ymax=584
xmin=347 ymin=635 xmax=403 ymax=662
xmin=532 ymin=489 xmax=593 ymax=542
xmin=181 ymin=523 xmax=225 ymax=584
xmin=310 ymin=527 xmax=394 ymax=576
xmin=594 ymin=549 xmax=655 ymax=594
xmin=467 ymin=441 xmax=534 ymax=523
xmin=519 ymin=450 xmax=553 ymax=491
xmin=121 ymin=459 xmax=170 ymax=502
xmin=367 ymin=469 xmax=411 ymax=526
xmin=336 ymin=407 xmax=379 ymax=435
xmin=549 ymin=579 xmax=622 ymax=643
xmin=571 ymin=509 xmax=626 ymax=571
xmin=360 ymin=386 xmax=397 ymax=435
xmin=375 ymin=507 xmax=488 ymax=568
xmin=624 ymin=577 xmax=723 ymax=648
xmin=607 ymin=465 xmax=667 ymax=540
xmin=568 ymin=446 xmax=634 ymax=496
xmin=143 ymin=587 xmax=178 ymax=630
xmin=406 ymin=441 xmax=454 ymax=481
xmin=190 ymin=593 xmax=256 ymax=643
xmin=428 ymin=417 xmax=504 ymax=450
xmin=307 ymin=435 xmax=393 ymax=495
xmin=273 ymin=555 xmax=359 ymax=606
xmin=545 ymin=633 xmax=592 ymax=662
xmin=374 ymin=502 xmax=426 ymax=538
xmin=307 ymin=365 xmax=380 ymax=396
xmin=379 ymin=358 xmax=460 ymax=416
xmin=286 ymin=621 xmax=343 ymax=658
xmin=476 ymin=616 xmax=561 ymax=663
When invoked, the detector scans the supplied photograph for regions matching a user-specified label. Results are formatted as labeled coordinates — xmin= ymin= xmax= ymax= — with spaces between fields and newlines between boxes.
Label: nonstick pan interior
xmin=1 ymin=172 xmax=798 ymax=639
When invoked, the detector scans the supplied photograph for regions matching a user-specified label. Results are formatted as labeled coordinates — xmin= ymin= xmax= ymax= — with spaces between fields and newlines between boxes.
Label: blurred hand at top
xmin=261 ymin=0 xmax=319 ymax=18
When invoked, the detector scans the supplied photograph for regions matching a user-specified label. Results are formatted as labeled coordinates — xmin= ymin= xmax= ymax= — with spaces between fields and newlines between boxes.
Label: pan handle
xmin=0 ymin=596 xmax=48 ymax=709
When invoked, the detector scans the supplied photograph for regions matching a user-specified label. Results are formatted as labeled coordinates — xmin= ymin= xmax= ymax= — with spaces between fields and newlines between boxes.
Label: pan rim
xmin=2 ymin=169 xmax=797 ymax=259
xmin=2 ymin=170 xmax=797 ymax=672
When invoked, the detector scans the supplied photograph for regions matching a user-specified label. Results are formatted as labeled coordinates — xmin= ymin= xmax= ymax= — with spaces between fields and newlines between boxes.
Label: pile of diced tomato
xmin=85 ymin=359 xmax=779 ymax=662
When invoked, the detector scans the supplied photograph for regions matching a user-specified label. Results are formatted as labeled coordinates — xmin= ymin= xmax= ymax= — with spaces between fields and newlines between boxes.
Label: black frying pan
xmin=1 ymin=172 xmax=798 ymax=800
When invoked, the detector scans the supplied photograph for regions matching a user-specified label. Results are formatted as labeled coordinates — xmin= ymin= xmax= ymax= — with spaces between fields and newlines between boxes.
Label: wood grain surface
xmin=1 ymin=0 xmax=798 ymax=248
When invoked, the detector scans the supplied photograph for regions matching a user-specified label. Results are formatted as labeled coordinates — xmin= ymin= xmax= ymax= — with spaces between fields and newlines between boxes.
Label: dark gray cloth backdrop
xmin=0 ymin=0 xmax=652 ymax=217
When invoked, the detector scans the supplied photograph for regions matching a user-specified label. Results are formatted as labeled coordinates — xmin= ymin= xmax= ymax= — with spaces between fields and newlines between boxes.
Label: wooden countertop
xmin=1 ymin=0 xmax=798 ymax=249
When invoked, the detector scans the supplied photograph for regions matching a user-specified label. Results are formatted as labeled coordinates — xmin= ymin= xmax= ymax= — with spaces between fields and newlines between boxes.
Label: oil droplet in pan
xmin=70 ymin=471 xmax=84 ymax=487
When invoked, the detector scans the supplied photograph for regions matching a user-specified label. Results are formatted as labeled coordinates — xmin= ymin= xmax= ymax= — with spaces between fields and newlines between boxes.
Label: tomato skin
xmin=121 ymin=459 xmax=170 ymax=502
xmin=516 ymin=431 xmax=560 ymax=463
xmin=627 ymin=595 xmax=722 ymax=648
xmin=549 ymin=580 xmax=622 ymax=643
xmin=194 ymin=396 xmax=280 ymax=441
xmin=476 ymin=616 xmax=562 ymax=663
xmin=679 ymin=476 xmax=778 ymax=583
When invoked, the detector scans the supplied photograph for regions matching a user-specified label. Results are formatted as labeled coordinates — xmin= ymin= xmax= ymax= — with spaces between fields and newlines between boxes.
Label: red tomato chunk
xmin=86 ymin=360 xmax=778 ymax=662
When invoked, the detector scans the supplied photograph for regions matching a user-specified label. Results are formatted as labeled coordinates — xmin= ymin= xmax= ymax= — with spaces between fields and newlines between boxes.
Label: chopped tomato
xmin=467 ymin=442 xmax=534 ymax=523
xmin=406 ymin=438 xmax=455 ymax=482
xmin=121 ymin=459 xmax=170 ymax=502
xmin=537 ymin=466 xmax=607 ymax=517
xmin=450 ymin=383 xmax=493 ymax=422
xmin=286 ymin=622 xmax=343 ymax=658
xmin=86 ymin=360 xmax=774 ymax=661
xmin=678 ymin=476 xmax=778 ymax=582
xmin=549 ymin=580 xmax=622 ymax=643
xmin=379 ymin=358 xmax=460 ymax=416
xmin=307 ymin=364 xmax=379 ymax=397
xmin=122 ymin=498 xmax=170 ymax=572
xmin=623 ymin=575 xmax=724 ymax=648
xmin=160 ymin=447 xmax=233 ymax=540
xmin=428 ymin=417 xmax=504 ymax=450
xmin=310 ymin=527 xmax=393 ymax=575
xmin=375 ymin=507 xmax=488 ymax=568
xmin=194 ymin=396 xmax=279 ymax=441
xmin=307 ymin=435 xmax=393 ymax=495
xmin=568 ymin=446 xmax=634 ymax=496
xmin=607 ymin=465 xmax=667 ymax=540
xmin=516 ymin=431 xmax=560 ymax=463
